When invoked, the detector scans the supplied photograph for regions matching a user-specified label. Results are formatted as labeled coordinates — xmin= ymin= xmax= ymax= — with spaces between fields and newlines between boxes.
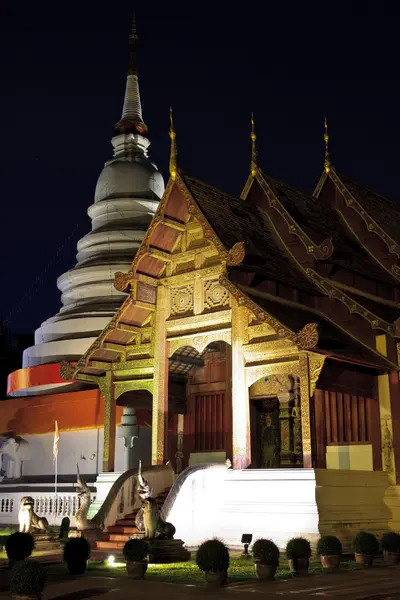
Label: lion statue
xmin=19 ymin=496 xmax=49 ymax=533
xmin=140 ymin=497 xmax=175 ymax=540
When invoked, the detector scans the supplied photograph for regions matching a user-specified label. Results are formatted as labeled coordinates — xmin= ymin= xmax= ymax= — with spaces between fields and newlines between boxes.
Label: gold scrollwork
xmin=114 ymin=270 xmax=133 ymax=293
xmin=59 ymin=361 xmax=76 ymax=381
xmin=227 ymin=241 xmax=246 ymax=267
xmin=308 ymin=353 xmax=326 ymax=397
xmin=295 ymin=323 xmax=319 ymax=350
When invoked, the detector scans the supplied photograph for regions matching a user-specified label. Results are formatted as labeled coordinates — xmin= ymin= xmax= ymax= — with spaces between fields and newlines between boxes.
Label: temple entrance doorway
xmin=249 ymin=375 xmax=303 ymax=469
xmin=169 ymin=341 xmax=232 ymax=469
xmin=251 ymin=398 xmax=281 ymax=468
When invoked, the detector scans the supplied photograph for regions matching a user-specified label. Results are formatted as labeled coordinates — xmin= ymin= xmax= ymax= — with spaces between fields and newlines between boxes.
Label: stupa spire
xmin=169 ymin=106 xmax=177 ymax=180
xmin=324 ymin=117 xmax=331 ymax=174
xmin=115 ymin=13 xmax=148 ymax=136
xmin=250 ymin=112 xmax=258 ymax=176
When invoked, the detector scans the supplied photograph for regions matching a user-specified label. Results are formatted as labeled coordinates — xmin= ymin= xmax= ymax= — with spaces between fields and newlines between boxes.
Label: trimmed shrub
xmin=252 ymin=538 xmax=280 ymax=566
xmin=10 ymin=560 xmax=46 ymax=598
xmin=5 ymin=532 xmax=34 ymax=562
xmin=353 ymin=531 xmax=379 ymax=556
xmin=286 ymin=537 xmax=311 ymax=560
xmin=196 ymin=538 xmax=230 ymax=572
xmin=123 ymin=539 xmax=149 ymax=562
xmin=381 ymin=531 xmax=400 ymax=553
xmin=317 ymin=535 xmax=342 ymax=556
xmin=63 ymin=537 xmax=91 ymax=563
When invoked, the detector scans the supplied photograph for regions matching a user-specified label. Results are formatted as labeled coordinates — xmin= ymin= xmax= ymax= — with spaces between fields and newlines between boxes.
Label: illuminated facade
xmin=2 ymin=23 xmax=400 ymax=546
xmin=57 ymin=117 xmax=400 ymax=487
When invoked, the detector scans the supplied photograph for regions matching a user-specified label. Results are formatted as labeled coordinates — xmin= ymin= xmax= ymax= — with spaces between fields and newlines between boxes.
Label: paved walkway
xmin=0 ymin=567 xmax=399 ymax=600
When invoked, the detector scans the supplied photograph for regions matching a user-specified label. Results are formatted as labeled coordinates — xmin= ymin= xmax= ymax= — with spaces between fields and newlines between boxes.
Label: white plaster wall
xmin=7 ymin=427 xmax=152 ymax=477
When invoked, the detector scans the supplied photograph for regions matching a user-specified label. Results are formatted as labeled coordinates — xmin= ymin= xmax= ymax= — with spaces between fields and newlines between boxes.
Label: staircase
xmin=95 ymin=488 xmax=170 ymax=552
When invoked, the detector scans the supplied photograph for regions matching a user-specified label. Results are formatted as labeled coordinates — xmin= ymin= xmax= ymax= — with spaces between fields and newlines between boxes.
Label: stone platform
xmin=32 ymin=533 xmax=61 ymax=553
xmin=148 ymin=539 xmax=190 ymax=563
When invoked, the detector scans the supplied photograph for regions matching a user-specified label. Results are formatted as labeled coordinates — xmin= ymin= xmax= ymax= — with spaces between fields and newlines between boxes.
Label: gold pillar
xmin=299 ymin=353 xmax=312 ymax=468
xmin=152 ymin=285 xmax=169 ymax=465
xmin=376 ymin=334 xmax=396 ymax=483
xmin=231 ymin=297 xmax=251 ymax=469
xmin=99 ymin=372 xmax=117 ymax=473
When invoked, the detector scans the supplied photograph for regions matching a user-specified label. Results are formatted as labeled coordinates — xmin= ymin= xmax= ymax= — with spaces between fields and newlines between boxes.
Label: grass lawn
xmin=45 ymin=555 xmax=371 ymax=586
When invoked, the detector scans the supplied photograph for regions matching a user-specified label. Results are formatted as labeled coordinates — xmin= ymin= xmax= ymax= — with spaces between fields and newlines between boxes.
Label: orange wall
xmin=0 ymin=390 xmax=124 ymax=436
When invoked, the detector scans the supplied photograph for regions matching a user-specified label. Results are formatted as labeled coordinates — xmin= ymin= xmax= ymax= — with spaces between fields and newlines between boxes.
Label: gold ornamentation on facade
xmin=59 ymin=360 xmax=76 ymax=381
xmin=227 ymin=241 xmax=246 ymax=267
xmin=204 ymin=279 xmax=230 ymax=310
xmin=382 ymin=423 xmax=394 ymax=474
xmin=114 ymin=270 xmax=134 ymax=293
xmin=308 ymin=353 xmax=326 ymax=396
xmin=331 ymin=170 xmax=400 ymax=259
xmin=246 ymin=360 xmax=300 ymax=388
xmin=257 ymin=173 xmax=334 ymax=260
xmin=295 ymin=323 xmax=319 ymax=350
xmin=324 ymin=117 xmax=331 ymax=174
xmin=169 ymin=106 xmax=177 ymax=180
xmin=170 ymin=284 xmax=194 ymax=315
xmin=114 ymin=379 xmax=154 ymax=400
xmin=305 ymin=267 xmax=396 ymax=336
xmin=250 ymin=112 xmax=258 ymax=177
xmin=168 ymin=329 xmax=231 ymax=358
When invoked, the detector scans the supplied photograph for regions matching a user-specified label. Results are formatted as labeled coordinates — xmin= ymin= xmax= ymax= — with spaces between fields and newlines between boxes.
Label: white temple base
xmin=88 ymin=472 xmax=124 ymax=520
xmin=164 ymin=467 xmax=391 ymax=551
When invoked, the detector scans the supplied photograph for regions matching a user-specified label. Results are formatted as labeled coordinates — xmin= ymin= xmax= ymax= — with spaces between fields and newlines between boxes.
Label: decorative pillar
xmin=298 ymin=353 xmax=312 ymax=468
xmin=99 ymin=372 xmax=117 ymax=473
xmin=152 ymin=285 xmax=169 ymax=465
xmin=231 ymin=297 xmax=250 ymax=469
xmin=175 ymin=414 xmax=184 ymax=474
xmin=292 ymin=377 xmax=304 ymax=465
xmin=376 ymin=335 xmax=396 ymax=484
xmin=119 ymin=407 xmax=139 ymax=471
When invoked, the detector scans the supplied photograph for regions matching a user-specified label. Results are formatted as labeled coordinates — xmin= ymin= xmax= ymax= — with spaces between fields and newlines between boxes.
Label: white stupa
xmin=22 ymin=20 xmax=164 ymax=372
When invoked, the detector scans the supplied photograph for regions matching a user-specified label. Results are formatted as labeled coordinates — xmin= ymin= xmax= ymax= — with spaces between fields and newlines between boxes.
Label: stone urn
xmin=383 ymin=551 xmax=400 ymax=565
xmin=126 ymin=560 xmax=148 ymax=580
xmin=288 ymin=557 xmax=309 ymax=576
xmin=254 ymin=563 xmax=277 ymax=580
xmin=320 ymin=555 xmax=340 ymax=569
xmin=355 ymin=553 xmax=373 ymax=566
xmin=204 ymin=570 xmax=227 ymax=587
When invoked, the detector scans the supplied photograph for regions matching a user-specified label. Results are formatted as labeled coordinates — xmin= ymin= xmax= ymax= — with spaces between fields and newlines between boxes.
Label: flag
xmin=53 ymin=421 xmax=60 ymax=460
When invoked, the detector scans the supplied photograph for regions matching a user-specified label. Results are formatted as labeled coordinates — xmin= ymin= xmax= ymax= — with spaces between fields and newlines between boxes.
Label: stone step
xmin=106 ymin=534 xmax=132 ymax=542
xmin=115 ymin=519 xmax=136 ymax=526
xmin=95 ymin=487 xmax=172 ymax=552
xmin=107 ymin=526 xmax=139 ymax=535
xmin=96 ymin=540 xmax=126 ymax=550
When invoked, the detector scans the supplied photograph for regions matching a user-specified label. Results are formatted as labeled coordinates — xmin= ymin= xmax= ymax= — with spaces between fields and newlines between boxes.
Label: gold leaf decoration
xmin=59 ymin=361 xmax=75 ymax=381
xmin=227 ymin=241 xmax=246 ymax=267
xmin=296 ymin=323 xmax=319 ymax=350
xmin=114 ymin=271 xmax=133 ymax=293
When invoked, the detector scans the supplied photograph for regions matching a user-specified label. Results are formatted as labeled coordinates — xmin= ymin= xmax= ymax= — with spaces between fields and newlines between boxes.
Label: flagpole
xmin=54 ymin=452 xmax=58 ymax=521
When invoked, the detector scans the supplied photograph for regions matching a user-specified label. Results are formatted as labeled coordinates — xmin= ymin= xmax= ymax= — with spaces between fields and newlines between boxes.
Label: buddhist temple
xmin=1 ymin=21 xmax=400 ymax=552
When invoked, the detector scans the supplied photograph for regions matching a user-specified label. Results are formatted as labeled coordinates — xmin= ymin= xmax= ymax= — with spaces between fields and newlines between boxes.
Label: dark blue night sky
xmin=1 ymin=0 xmax=399 ymax=333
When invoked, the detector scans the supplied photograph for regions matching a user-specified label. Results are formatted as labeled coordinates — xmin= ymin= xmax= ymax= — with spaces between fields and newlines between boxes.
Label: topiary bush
xmin=123 ymin=539 xmax=149 ymax=563
xmin=5 ymin=532 xmax=34 ymax=564
xmin=353 ymin=531 xmax=379 ymax=556
xmin=317 ymin=535 xmax=342 ymax=556
xmin=63 ymin=537 xmax=91 ymax=575
xmin=252 ymin=538 xmax=280 ymax=566
xmin=286 ymin=537 xmax=311 ymax=560
xmin=381 ymin=531 xmax=400 ymax=553
xmin=196 ymin=538 xmax=230 ymax=572
xmin=10 ymin=560 xmax=46 ymax=598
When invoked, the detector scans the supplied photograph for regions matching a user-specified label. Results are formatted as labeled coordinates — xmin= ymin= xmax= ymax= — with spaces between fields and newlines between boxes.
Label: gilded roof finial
xmin=130 ymin=12 xmax=138 ymax=40
xmin=169 ymin=106 xmax=177 ymax=181
xmin=250 ymin=112 xmax=258 ymax=177
xmin=324 ymin=117 xmax=331 ymax=174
